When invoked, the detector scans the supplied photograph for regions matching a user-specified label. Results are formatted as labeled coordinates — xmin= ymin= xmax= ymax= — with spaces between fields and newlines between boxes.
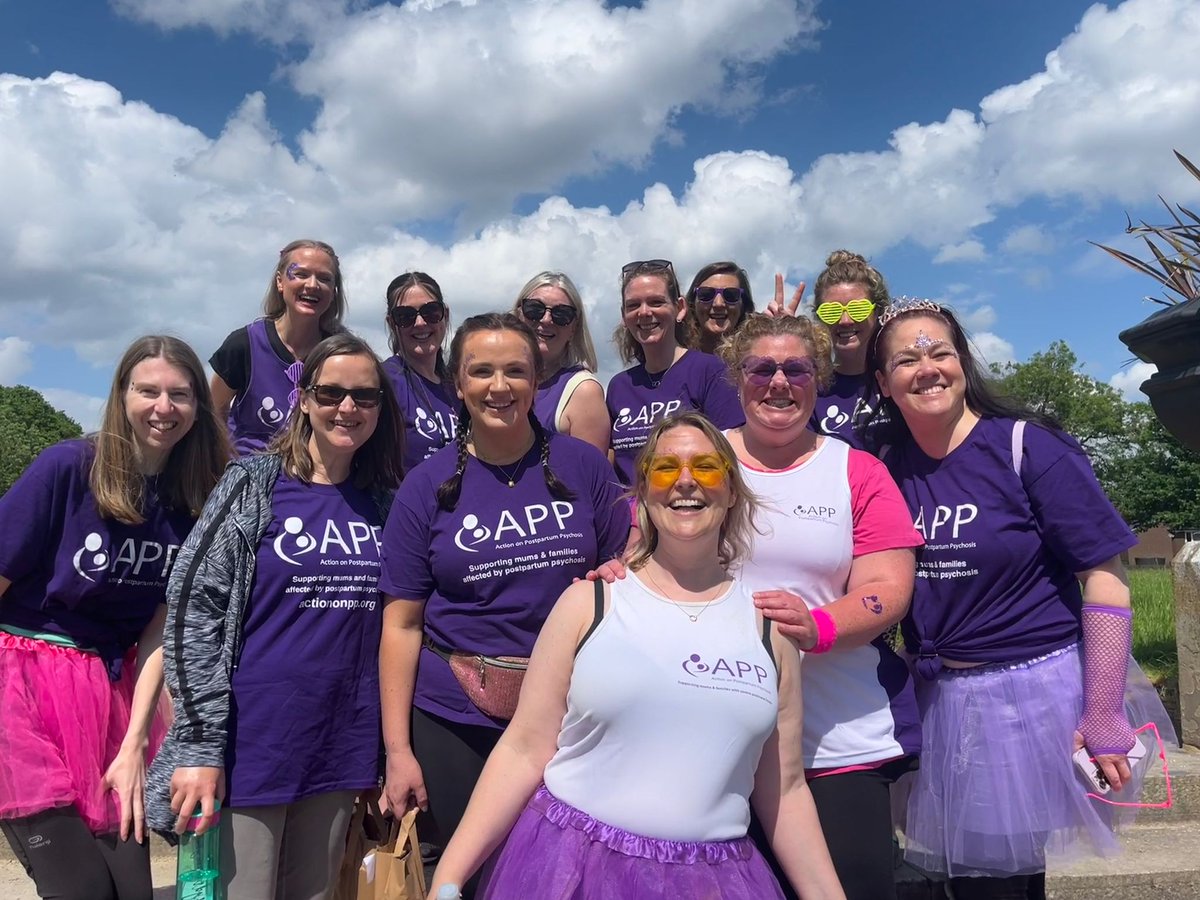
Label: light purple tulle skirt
xmin=481 ymin=785 xmax=786 ymax=899
xmin=898 ymin=643 xmax=1176 ymax=878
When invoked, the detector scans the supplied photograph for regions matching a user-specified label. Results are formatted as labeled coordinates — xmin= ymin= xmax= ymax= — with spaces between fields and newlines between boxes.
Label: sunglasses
xmin=740 ymin=355 xmax=817 ymax=387
xmin=814 ymin=299 xmax=876 ymax=325
xmin=622 ymin=259 xmax=674 ymax=277
xmin=389 ymin=300 xmax=446 ymax=329
xmin=520 ymin=299 xmax=578 ymax=327
xmin=644 ymin=453 xmax=730 ymax=490
xmin=306 ymin=384 xmax=384 ymax=409
xmin=694 ymin=286 xmax=745 ymax=306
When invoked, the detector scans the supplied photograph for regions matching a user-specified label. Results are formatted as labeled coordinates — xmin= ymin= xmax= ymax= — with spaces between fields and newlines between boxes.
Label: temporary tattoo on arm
xmin=862 ymin=594 xmax=884 ymax=615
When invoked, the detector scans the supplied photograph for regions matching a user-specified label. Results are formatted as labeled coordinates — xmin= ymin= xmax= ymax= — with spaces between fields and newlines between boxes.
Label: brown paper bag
xmin=333 ymin=792 xmax=387 ymax=900
xmin=375 ymin=807 xmax=427 ymax=900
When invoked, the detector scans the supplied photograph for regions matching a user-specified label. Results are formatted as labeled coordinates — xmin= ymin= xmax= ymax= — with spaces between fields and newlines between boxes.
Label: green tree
xmin=1103 ymin=403 xmax=1200 ymax=532
xmin=990 ymin=341 xmax=1126 ymax=455
xmin=0 ymin=385 xmax=83 ymax=495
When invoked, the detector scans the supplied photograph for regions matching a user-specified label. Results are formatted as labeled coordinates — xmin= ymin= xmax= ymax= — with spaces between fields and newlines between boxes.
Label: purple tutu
xmin=899 ymin=644 xmax=1175 ymax=878
xmin=481 ymin=785 xmax=786 ymax=899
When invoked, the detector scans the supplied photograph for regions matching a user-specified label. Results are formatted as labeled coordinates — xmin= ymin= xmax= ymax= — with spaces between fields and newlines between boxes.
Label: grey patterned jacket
xmin=145 ymin=453 xmax=391 ymax=836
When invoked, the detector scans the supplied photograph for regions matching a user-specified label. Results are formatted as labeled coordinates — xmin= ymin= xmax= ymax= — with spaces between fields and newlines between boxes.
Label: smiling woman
xmin=145 ymin=333 xmax=404 ymax=900
xmin=0 ymin=335 xmax=229 ymax=900
xmin=209 ymin=239 xmax=349 ymax=455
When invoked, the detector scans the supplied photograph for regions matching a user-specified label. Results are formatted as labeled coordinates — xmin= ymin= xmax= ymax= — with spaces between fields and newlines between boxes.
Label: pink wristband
xmin=809 ymin=607 xmax=838 ymax=654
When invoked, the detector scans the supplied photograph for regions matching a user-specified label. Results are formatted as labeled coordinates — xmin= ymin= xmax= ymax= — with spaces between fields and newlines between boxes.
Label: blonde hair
xmin=91 ymin=336 xmax=231 ymax=524
xmin=513 ymin=271 xmax=598 ymax=372
xmin=263 ymin=239 xmax=348 ymax=334
xmin=625 ymin=412 xmax=759 ymax=571
xmin=717 ymin=313 xmax=835 ymax=392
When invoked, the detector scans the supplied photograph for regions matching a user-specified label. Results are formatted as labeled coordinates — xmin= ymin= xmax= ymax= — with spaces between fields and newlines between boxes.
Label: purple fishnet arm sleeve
xmin=1077 ymin=605 xmax=1136 ymax=756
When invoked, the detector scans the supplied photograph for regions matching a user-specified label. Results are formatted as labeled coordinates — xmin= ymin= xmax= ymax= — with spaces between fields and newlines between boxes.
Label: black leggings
xmin=411 ymin=707 xmax=503 ymax=900
xmin=1 ymin=806 xmax=153 ymax=900
xmin=751 ymin=758 xmax=913 ymax=900
xmin=949 ymin=873 xmax=1047 ymax=900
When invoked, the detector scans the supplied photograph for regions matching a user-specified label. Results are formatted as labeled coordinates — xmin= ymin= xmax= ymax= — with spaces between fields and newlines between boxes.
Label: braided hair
xmin=435 ymin=313 xmax=575 ymax=511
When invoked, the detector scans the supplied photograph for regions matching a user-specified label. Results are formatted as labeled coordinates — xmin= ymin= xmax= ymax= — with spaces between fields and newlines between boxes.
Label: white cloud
xmin=111 ymin=0 xmax=354 ymax=42
xmin=35 ymin=387 xmax=105 ymax=432
xmin=1001 ymin=224 xmax=1053 ymax=255
xmin=971 ymin=332 xmax=1016 ymax=370
xmin=933 ymin=240 xmax=987 ymax=264
xmin=0 ymin=337 xmax=33 ymax=384
xmin=959 ymin=304 xmax=997 ymax=332
xmin=1109 ymin=361 xmax=1157 ymax=402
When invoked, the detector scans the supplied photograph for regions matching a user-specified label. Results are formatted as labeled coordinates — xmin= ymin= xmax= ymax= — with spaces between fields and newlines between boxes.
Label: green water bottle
xmin=176 ymin=801 xmax=223 ymax=900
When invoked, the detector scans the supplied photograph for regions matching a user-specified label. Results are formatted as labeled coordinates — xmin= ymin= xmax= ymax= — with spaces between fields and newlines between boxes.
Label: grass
xmin=1131 ymin=567 xmax=1177 ymax=687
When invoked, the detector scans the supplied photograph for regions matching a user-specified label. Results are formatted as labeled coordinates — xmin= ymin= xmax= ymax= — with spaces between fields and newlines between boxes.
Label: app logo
xmin=257 ymin=395 xmax=286 ymax=427
xmin=72 ymin=532 xmax=108 ymax=581
xmin=453 ymin=514 xmax=493 ymax=553
xmin=274 ymin=516 xmax=318 ymax=566
xmin=820 ymin=404 xmax=850 ymax=432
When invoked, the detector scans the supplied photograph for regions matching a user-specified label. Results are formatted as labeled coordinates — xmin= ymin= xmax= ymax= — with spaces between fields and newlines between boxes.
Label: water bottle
xmin=176 ymin=801 xmax=223 ymax=900
xmin=436 ymin=885 xmax=463 ymax=900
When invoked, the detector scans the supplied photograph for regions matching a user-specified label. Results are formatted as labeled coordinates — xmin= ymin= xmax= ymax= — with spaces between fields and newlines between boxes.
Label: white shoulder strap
xmin=1011 ymin=420 xmax=1026 ymax=476
xmin=554 ymin=370 xmax=600 ymax=432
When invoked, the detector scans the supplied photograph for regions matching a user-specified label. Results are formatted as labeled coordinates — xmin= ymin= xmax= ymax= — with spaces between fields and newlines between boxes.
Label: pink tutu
xmin=0 ymin=632 xmax=169 ymax=834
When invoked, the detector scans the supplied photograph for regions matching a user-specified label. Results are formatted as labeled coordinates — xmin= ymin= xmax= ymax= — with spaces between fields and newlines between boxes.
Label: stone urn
xmin=1119 ymin=297 xmax=1200 ymax=452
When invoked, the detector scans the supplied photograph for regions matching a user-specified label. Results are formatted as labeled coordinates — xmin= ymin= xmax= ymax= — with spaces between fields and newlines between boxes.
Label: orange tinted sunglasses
xmin=643 ymin=453 xmax=729 ymax=490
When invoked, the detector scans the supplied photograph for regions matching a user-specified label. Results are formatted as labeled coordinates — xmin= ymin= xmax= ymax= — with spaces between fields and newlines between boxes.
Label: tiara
xmin=877 ymin=296 xmax=945 ymax=329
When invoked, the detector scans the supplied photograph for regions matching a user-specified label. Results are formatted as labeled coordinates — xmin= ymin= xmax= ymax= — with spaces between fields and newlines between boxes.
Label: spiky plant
xmin=1093 ymin=150 xmax=1200 ymax=307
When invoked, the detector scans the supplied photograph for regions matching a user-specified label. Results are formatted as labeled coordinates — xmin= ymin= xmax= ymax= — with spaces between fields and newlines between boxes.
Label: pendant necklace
xmin=641 ymin=564 xmax=724 ymax=622
xmin=475 ymin=438 xmax=535 ymax=488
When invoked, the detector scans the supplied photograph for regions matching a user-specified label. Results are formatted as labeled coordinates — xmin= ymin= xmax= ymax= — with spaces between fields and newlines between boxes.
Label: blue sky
xmin=1 ymin=0 xmax=1198 ymax=429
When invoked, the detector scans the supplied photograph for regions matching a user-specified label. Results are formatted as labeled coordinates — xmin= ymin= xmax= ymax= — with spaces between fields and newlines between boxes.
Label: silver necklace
xmin=474 ymin=439 xmax=534 ymax=488
xmin=640 ymin=565 xmax=724 ymax=622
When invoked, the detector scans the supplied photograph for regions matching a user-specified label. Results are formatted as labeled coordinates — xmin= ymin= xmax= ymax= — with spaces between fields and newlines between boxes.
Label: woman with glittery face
xmin=209 ymin=239 xmax=348 ymax=454
xmin=864 ymin=298 xmax=1175 ymax=900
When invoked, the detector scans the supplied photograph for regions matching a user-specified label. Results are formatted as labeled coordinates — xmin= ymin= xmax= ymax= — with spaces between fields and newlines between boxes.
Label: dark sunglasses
xmin=389 ymin=300 xmax=446 ymax=329
xmin=740 ymin=355 xmax=817 ymax=387
xmin=621 ymin=259 xmax=674 ymax=277
xmin=306 ymin=384 xmax=384 ymax=409
xmin=520 ymin=299 xmax=578 ymax=327
xmin=694 ymin=286 xmax=745 ymax=305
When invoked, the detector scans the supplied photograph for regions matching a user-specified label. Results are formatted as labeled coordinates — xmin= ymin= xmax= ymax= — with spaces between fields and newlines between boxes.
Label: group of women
xmin=0 ymin=239 xmax=1173 ymax=900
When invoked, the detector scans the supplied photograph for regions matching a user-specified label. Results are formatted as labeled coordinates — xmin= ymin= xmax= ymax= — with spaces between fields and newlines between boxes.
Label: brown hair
xmin=625 ymin=412 xmax=760 ymax=570
xmin=613 ymin=261 xmax=696 ymax=365
xmin=384 ymin=271 xmax=450 ymax=380
xmin=812 ymin=249 xmax=889 ymax=308
xmin=269 ymin=333 xmax=404 ymax=491
xmin=91 ymin=336 xmax=231 ymax=524
xmin=436 ymin=314 xmax=574 ymax=511
xmin=263 ymin=239 xmax=348 ymax=334
xmin=717 ymin=313 xmax=834 ymax=392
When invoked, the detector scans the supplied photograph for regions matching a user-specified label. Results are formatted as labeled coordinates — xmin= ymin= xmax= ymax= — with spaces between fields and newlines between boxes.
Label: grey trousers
xmin=220 ymin=789 xmax=357 ymax=900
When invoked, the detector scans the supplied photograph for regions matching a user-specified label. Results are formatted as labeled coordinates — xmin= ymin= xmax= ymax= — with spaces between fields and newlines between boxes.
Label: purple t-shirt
xmin=0 ymin=440 xmax=193 ymax=670
xmin=606 ymin=350 xmax=745 ymax=485
xmin=226 ymin=473 xmax=384 ymax=805
xmin=379 ymin=434 xmax=629 ymax=728
xmin=883 ymin=417 xmax=1136 ymax=672
xmin=211 ymin=319 xmax=304 ymax=455
xmin=382 ymin=356 xmax=459 ymax=474
xmin=534 ymin=365 xmax=588 ymax=435
xmin=811 ymin=371 xmax=889 ymax=452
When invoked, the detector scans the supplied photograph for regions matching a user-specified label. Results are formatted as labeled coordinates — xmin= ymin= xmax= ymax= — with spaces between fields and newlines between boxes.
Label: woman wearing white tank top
xmin=428 ymin=413 xmax=844 ymax=900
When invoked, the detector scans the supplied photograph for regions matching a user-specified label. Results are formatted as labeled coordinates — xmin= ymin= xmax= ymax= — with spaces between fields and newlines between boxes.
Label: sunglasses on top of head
xmin=306 ymin=384 xmax=384 ymax=409
xmin=694 ymin=286 xmax=745 ymax=306
xmin=389 ymin=300 xmax=446 ymax=329
xmin=520 ymin=299 xmax=578 ymax=327
xmin=621 ymin=259 xmax=674 ymax=278
xmin=740 ymin=355 xmax=817 ymax=387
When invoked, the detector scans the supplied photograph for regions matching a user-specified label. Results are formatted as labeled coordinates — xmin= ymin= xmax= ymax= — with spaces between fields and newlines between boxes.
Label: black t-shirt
xmin=210 ymin=319 xmax=294 ymax=392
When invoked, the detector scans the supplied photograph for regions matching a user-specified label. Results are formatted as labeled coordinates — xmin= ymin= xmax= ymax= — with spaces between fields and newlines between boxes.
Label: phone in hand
xmin=1073 ymin=738 xmax=1148 ymax=794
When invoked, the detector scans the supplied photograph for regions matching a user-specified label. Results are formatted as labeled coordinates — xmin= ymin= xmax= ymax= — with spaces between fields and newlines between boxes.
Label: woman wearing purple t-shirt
xmin=864 ymin=298 xmax=1174 ymax=899
xmin=147 ymin=334 xmax=404 ymax=900
xmin=383 ymin=271 xmax=459 ymax=473
xmin=512 ymin=271 xmax=610 ymax=454
xmin=379 ymin=314 xmax=628 ymax=898
xmin=210 ymin=239 xmax=348 ymax=454
xmin=0 ymin=336 xmax=229 ymax=900
xmin=607 ymin=258 xmax=744 ymax=485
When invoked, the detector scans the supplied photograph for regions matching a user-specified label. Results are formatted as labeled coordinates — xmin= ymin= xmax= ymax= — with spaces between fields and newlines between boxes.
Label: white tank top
xmin=542 ymin=571 xmax=778 ymax=841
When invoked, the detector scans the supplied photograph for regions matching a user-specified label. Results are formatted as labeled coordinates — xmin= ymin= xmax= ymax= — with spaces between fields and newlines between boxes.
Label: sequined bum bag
xmin=422 ymin=635 xmax=528 ymax=720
